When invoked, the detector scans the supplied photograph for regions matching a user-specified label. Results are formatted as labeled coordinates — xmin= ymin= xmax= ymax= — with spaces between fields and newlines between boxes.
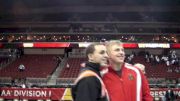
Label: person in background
xmin=18 ymin=64 xmax=25 ymax=72
xmin=71 ymin=43 xmax=109 ymax=101
xmin=66 ymin=63 xmax=70 ymax=69
xmin=103 ymin=40 xmax=153 ymax=101
xmin=165 ymin=89 xmax=175 ymax=101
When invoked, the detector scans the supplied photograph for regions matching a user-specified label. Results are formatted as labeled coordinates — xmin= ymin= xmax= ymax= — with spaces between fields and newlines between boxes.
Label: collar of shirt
xmin=108 ymin=63 xmax=125 ymax=77
xmin=82 ymin=62 xmax=101 ymax=77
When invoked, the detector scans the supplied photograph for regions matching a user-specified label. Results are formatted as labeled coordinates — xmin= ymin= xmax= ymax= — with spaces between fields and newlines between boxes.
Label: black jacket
xmin=71 ymin=62 xmax=108 ymax=101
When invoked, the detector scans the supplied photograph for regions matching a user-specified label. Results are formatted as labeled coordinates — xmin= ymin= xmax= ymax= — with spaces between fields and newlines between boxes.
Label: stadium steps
xmin=59 ymin=58 xmax=86 ymax=78
xmin=47 ymin=57 xmax=68 ymax=85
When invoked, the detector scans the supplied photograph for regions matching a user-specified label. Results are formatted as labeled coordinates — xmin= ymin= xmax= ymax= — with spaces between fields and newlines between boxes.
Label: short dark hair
xmin=85 ymin=43 xmax=103 ymax=57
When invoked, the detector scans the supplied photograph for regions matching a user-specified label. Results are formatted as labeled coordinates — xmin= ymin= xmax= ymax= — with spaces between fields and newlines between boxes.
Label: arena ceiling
xmin=1 ymin=0 xmax=180 ymax=7
xmin=0 ymin=0 xmax=180 ymax=33
xmin=0 ymin=0 xmax=180 ymax=15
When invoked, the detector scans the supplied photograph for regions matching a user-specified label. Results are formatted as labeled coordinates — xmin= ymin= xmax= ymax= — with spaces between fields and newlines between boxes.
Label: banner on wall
xmin=1 ymin=43 xmax=180 ymax=48
xmin=0 ymin=87 xmax=65 ymax=100
xmin=138 ymin=43 xmax=170 ymax=48
xmin=150 ymin=88 xmax=180 ymax=98
xmin=0 ymin=88 xmax=180 ymax=100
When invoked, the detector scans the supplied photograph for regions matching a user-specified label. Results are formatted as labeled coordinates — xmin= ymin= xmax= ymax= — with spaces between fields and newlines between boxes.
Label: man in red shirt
xmin=103 ymin=41 xmax=153 ymax=101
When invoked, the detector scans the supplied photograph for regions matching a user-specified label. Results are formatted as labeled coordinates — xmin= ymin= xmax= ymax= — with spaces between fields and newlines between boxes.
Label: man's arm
xmin=75 ymin=77 xmax=101 ymax=101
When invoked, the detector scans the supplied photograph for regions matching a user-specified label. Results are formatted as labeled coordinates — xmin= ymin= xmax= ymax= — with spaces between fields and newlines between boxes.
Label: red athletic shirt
xmin=103 ymin=63 xmax=153 ymax=101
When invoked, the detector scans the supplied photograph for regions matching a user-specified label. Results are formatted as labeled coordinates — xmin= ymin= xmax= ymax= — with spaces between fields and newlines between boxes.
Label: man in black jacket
xmin=71 ymin=43 xmax=109 ymax=101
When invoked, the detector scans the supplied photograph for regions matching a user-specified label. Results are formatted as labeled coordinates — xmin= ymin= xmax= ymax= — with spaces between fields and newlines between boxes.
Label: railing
xmin=69 ymin=52 xmax=85 ymax=58
xmin=1 ymin=77 xmax=179 ymax=88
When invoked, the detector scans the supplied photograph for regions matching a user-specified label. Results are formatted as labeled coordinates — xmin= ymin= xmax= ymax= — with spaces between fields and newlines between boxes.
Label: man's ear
xmin=88 ymin=54 xmax=94 ymax=62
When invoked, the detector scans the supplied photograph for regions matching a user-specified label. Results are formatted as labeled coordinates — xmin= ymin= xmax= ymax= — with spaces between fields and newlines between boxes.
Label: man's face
xmin=89 ymin=45 xmax=108 ymax=67
xmin=108 ymin=44 xmax=125 ymax=64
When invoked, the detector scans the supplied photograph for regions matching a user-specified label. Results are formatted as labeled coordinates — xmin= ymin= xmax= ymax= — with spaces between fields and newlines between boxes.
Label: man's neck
xmin=111 ymin=63 xmax=123 ymax=71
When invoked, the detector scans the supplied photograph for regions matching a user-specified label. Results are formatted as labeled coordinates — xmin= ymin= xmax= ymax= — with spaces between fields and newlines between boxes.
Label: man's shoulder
xmin=102 ymin=68 xmax=114 ymax=79
xmin=124 ymin=63 xmax=135 ymax=68
xmin=124 ymin=63 xmax=140 ymax=72
xmin=77 ymin=76 xmax=101 ymax=87
xmin=77 ymin=69 xmax=100 ymax=82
